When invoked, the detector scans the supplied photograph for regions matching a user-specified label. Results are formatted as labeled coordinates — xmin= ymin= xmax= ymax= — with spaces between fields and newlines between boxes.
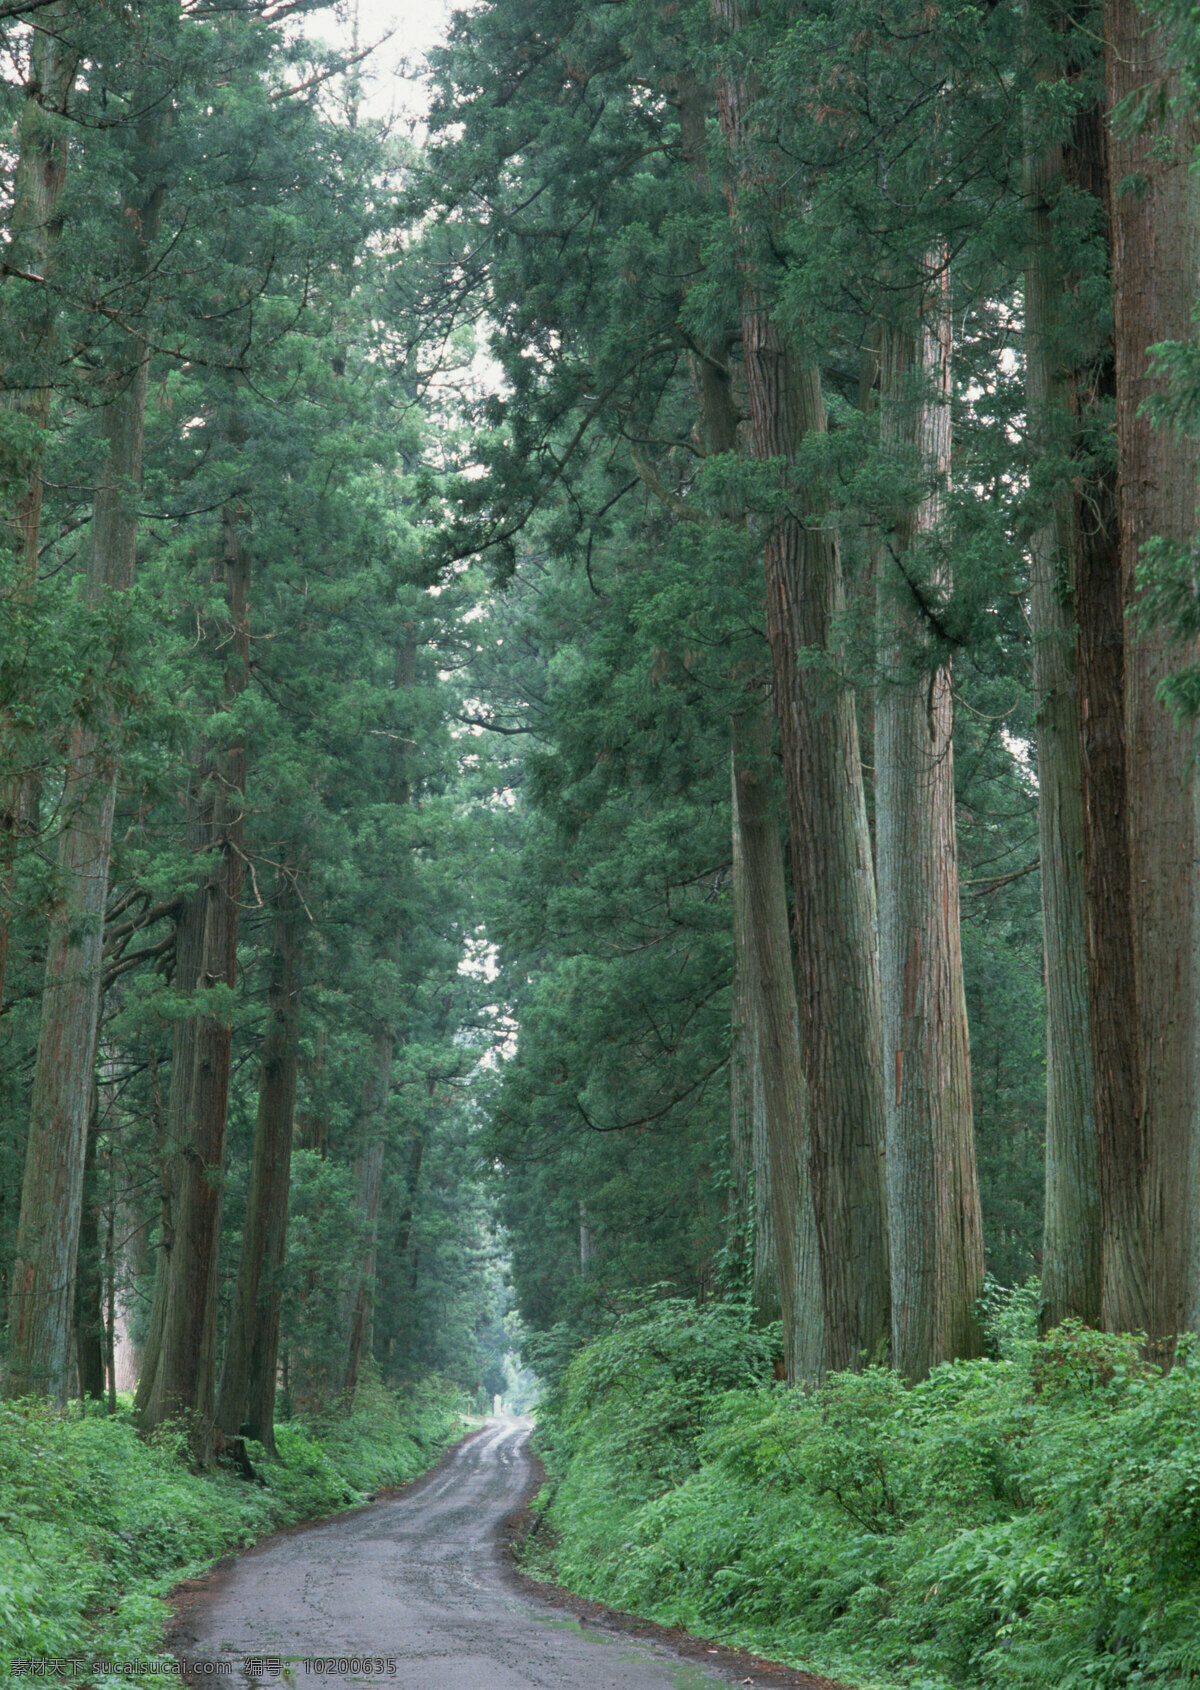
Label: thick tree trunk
xmin=676 ymin=65 xmax=788 ymax=1327
xmin=0 ymin=9 xmax=76 ymax=1013
xmin=104 ymin=1173 xmax=117 ymax=1415
xmin=142 ymin=512 xmax=250 ymax=1455
xmin=728 ymin=705 xmax=755 ymax=1308
xmin=4 ymin=253 xmax=159 ymax=1399
xmin=876 ymin=278 xmax=984 ymax=1379
xmin=341 ymin=1029 xmax=392 ymax=1405
xmin=732 ymin=708 xmax=824 ymax=1378
xmin=730 ymin=756 xmax=780 ymax=1319
xmin=1058 ymin=88 xmax=1140 ymax=1340
xmin=217 ymin=873 xmax=303 ymax=1454
xmin=1101 ymin=1 xmax=1200 ymax=1341
xmin=749 ymin=1065 xmax=780 ymax=1323
xmin=714 ymin=6 xmax=890 ymax=1371
xmin=142 ymin=802 xmax=242 ymax=1448
xmin=1023 ymin=35 xmax=1102 ymax=1329
xmin=73 ymin=1087 xmax=106 ymax=1401
xmin=727 ymin=830 xmax=756 ymax=1295
xmin=133 ymin=866 xmax=207 ymax=1413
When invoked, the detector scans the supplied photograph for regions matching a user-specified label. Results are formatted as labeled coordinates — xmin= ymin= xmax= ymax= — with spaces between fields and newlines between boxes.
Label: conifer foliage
xmin=0 ymin=0 xmax=512 ymax=1448
xmin=420 ymin=0 xmax=1200 ymax=1382
xmin=2 ymin=0 xmax=1200 ymax=1486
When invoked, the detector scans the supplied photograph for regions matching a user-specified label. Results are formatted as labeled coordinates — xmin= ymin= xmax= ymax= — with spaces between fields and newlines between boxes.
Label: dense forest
xmin=3 ymin=0 xmax=1200 ymax=1679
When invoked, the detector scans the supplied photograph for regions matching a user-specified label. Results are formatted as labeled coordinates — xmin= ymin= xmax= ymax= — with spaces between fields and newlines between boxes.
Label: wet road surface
xmin=169 ymin=1417 xmax=733 ymax=1690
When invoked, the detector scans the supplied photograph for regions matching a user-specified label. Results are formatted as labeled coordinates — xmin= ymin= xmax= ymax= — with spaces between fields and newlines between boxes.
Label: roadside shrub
xmin=529 ymin=1308 xmax=1200 ymax=1690
xmin=311 ymin=1369 xmax=465 ymax=1493
xmin=530 ymin=1299 xmax=776 ymax=1575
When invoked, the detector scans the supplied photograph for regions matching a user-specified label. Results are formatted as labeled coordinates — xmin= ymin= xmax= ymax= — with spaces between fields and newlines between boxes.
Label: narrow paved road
xmin=170 ymin=1418 xmax=731 ymax=1690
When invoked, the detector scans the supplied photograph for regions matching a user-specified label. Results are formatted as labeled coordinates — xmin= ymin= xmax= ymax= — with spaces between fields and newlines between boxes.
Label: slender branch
xmin=268 ymin=32 xmax=394 ymax=103
xmin=573 ymin=1060 xmax=726 ymax=1133
xmin=964 ymin=858 xmax=1039 ymax=896
xmin=457 ymin=713 xmax=532 ymax=736
xmin=630 ymin=451 xmax=714 ymax=525
xmin=102 ymin=931 xmax=176 ymax=989
xmin=103 ymin=895 xmax=183 ymax=950
xmin=0 ymin=0 xmax=64 ymax=20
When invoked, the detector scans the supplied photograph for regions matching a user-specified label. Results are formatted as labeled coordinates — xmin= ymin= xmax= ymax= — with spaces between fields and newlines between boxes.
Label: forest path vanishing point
xmin=167 ymin=1418 xmax=829 ymax=1690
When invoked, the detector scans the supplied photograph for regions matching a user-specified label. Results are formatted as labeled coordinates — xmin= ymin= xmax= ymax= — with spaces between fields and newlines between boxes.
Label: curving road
xmin=169 ymin=1418 xmax=735 ymax=1690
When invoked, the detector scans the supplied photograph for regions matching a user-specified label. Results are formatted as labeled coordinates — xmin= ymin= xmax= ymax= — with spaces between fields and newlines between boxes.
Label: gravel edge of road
xmin=493 ymin=1438 xmax=855 ymax=1690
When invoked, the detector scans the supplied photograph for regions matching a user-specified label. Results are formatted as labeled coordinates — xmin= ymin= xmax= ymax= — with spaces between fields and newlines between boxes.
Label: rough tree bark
xmin=714 ymin=0 xmax=890 ymax=1371
xmin=875 ymin=270 xmax=984 ymax=1378
xmin=668 ymin=65 xmax=813 ymax=1344
xmin=73 ymin=1086 xmax=106 ymax=1401
xmin=727 ymin=840 xmax=756 ymax=1295
xmin=1022 ymin=19 xmax=1102 ymax=1329
xmin=217 ymin=871 xmax=303 ymax=1453
xmin=341 ymin=1030 xmax=392 ymax=1405
xmin=4 ymin=152 xmax=164 ymax=1400
xmin=133 ymin=845 xmax=208 ymax=1417
xmin=1100 ymin=0 xmax=1200 ymax=1341
xmin=732 ymin=708 xmax=824 ymax=1377
xmin=675 ymin=68 xmax=767 ymax=1313
xmin=730 ymin=757 xmax=780 ymax=1321
xmin=141 ymin=509 xmax=250 ymax=1455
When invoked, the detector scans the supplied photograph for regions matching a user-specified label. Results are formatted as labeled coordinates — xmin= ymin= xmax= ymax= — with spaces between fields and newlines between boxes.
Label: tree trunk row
xmin=876 ymin=276 xmax=984 ymax=1376
xmin=1028 ymin=0 xmax=1200 ymax=1350
xmin=4 ymin=143 xmax=163 ymax=1396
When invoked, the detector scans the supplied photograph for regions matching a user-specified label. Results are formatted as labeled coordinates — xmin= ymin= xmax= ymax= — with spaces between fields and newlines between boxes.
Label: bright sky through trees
xmin=330 ymin=0 xmax=453 ymax=123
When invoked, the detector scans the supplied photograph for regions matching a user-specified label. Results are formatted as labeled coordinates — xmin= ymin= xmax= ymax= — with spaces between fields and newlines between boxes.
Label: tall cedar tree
xmin=217 ymin=869 xmax=304 ymax=1453
xmin=876 ymin=271 xmax=984 ymax=1376
xmin=713 ymin=0 xmax=891 ymax=1373
xmin=138 ymin=511 xmax=249 ymax=1450
xmin=1022 ymin=5 xmax=1103 ymax=1329
xmin=6 ymin=86 xmax=167 ymax=1400
xmin=675 ymin=64 xmax=813 ymax=1362
xmin=1094 ymin=0 xmax=1199 ymax=1341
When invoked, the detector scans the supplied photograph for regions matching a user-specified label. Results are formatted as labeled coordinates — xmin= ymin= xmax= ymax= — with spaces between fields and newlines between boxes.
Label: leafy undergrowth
xmin=0 ymin=1370 xmax=465 ymax=1688
xmin=527 ymin=1293 xmax=1200 ymax=1690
